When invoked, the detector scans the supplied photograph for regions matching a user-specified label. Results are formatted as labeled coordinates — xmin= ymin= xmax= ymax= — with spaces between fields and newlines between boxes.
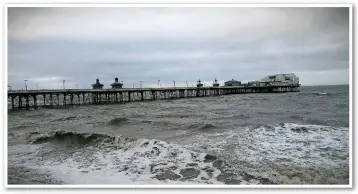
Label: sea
xmin=7 ymin=85 xmax=350 ymax=185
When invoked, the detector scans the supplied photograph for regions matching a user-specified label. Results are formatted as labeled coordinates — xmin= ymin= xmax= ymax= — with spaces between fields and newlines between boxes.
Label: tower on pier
xmin=92 ymin=77 xmax=104 ymax=89
xmin=197 ymin=79 xmax=203 ymax=87
xmin=110 ymin=77 xmax=123 ymax=89
xmin=213 ymin=78 xmax=219 ymax=87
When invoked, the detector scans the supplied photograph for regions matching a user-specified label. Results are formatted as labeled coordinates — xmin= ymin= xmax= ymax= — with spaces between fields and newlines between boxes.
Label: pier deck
xmin=7 ymin=85 xmax=300 ymax=110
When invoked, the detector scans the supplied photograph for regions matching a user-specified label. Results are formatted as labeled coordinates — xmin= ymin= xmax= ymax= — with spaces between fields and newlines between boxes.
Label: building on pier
xmin=197 ymin=79 xmax=203 ymax=87
xmin=248 ymin=81 xmax=271 ymax=86
xmin=244 ymin=73 xmax=300 ymax=86
xmin=224 ymin=79 xmax=241 ymax=86
xmin=213 ymin=78 xmax=220 ymax=87
xmin=260 ymin=73 xmax=299 ymax=85
xmin=92 ymin=78 xmax=104 ymax=89
xmin=110 ymin=77 xmax=123 ymax=89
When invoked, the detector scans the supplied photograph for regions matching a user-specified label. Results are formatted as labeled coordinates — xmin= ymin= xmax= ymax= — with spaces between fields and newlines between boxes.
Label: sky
xmin=8 ymin=6 xmax=350 ymax=89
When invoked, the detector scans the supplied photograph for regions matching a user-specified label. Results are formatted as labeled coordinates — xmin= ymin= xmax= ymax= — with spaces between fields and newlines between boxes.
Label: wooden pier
xmin=7 ymin=85 xmax=300 ymax=110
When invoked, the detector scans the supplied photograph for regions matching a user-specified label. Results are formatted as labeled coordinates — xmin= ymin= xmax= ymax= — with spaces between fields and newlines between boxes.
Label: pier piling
xmin=8 ymin=84 xmax=300 ymax=110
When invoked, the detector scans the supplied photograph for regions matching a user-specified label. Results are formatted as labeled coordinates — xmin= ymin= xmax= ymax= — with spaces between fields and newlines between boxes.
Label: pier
xmin=7 ymin=85 xmax=300 ymax=110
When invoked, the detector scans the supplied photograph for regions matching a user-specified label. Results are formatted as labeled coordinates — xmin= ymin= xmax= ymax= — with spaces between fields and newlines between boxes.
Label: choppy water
xmin=7 ymin=85 xmax=350 ymax=185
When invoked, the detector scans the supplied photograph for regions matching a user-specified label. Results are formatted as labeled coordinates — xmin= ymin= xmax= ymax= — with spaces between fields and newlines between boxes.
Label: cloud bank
xmin=8 ymin=7 xmax=349 ymax=89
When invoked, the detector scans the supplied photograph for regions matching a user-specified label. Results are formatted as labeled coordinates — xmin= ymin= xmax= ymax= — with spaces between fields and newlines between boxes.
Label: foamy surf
xmin=178 ymin=123 xmax=349 ymax=184
xmin=9 ymin=130 xmax=273 ymax=185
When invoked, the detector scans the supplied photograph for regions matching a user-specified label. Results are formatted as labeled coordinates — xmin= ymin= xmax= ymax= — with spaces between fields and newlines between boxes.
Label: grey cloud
xmin=7 ymin=7 xmax=350 ymax=89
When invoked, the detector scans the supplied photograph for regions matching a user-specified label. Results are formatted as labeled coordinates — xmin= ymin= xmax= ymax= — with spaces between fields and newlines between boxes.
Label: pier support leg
xmin=77 ymin=94 xmax=80 ymax=105
xmin=25 ymin=95 xmax=30 ymax=110
xmin=152 ymin=91 xmax=156 ymax=100
xmin=33 ymin=95 xmax=37 ymax=109
xmin=18 ymin=96 xmax=22 ymax=109
xmin=119 ymin=92 xmax=123 ymax=103
xmin=94 ymin=93 xmax=98 ymax=104
xmin=50 ymin=94 xmax=53 ymax=106
xmin=70 ymin=94 xmax=73 ymax=106
xmin=11 ymin=96 xmax=14 ymax=110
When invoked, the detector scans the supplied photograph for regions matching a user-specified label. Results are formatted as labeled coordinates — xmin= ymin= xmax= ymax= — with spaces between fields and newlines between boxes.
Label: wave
xmin=30 ymin=130 xmax=118 ymax=146
xmin=23 ymin=129 xmax=275 ymax=185
xmin=155 ymin=114 xmax=192 ymax=119
xmin=288 ymin=115 xmax=327 ymax=126
xmin=183 ymin=122 xmax=349 ymax=184
xmin=16 ymin=122 xmax=349 ymax=185
xmin=298 ymin=92 xmax=330 ymax=96
xmin=27 ymin=112 xmax=54 ymax=118
xmin=108 ymin=117 xmax=129 ymax=126
xmin=259 ymin=122 xmax=347 ymax=133
xmin=9 ymin=125 xmax=37 ymax=131
xmin=188 ymin=123 xmax=218 ymax=131
xmin=234 ymin=114 xmax=251 ymax=119
xmin=50 ymin=116 xmax=77 ymax=122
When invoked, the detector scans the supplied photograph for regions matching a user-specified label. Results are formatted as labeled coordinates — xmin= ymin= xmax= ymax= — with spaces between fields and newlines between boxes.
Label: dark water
xmin=7 ymin=85 xmax=350 ymax=185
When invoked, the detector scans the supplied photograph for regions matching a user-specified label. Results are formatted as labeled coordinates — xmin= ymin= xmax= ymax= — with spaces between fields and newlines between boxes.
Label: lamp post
xmin=173 ymin=81 xmax=175 ymax=88
xmin=24 ymin=80 xmax=28 ymax=91
xmin=158 ymin=80 xmax=160 ymax=87
xmin=186 ymin=81 xmax=188 ymax=87
xmin=140 ymin=81 xmax=142 ymax=88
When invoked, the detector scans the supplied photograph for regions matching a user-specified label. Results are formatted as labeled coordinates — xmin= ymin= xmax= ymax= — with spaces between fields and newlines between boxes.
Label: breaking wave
xmin=108 ymin=117 xmax=129 ymax=125
xmin=30 ymin=130 xmax=118 ymax=146
xmin=188 ymin=123 xmax=218 ymax=131
xmin=288 ymin=115 xmax=327 ymax=125
xmin=183 ymin=123 xmax=349 ymax=184
xmin=11 ymin=122 xmax=349 ymax=185
xmin=20 ymin=130 xmax=275 ymax=185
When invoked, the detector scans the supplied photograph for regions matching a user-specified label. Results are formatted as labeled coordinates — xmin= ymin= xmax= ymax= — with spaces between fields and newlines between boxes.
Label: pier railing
xmin=7 ymin=85 xmax=300 ymax=110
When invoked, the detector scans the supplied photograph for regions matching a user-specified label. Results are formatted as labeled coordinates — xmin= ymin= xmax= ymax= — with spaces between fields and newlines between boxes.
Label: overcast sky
xmin=8 ymin=6 xmax=349 ymax=89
